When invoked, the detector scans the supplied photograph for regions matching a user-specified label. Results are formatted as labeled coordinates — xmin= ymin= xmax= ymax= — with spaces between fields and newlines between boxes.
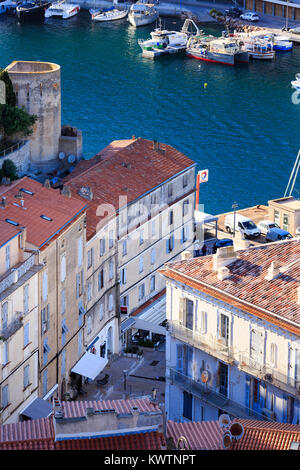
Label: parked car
xmin=240 ymin=12 xmax=259 ymax=22
xmin=265 ymin=228 xmax=293 ymax=242
xmin=212 ymin=238 xmax=233 ymax=254
xmin=290 ymin=26 xmax=300 ymax=35
xmin=225 ymin=7 xmax=243 ymax=17
xmin=224 ymin=213 xmax=261 ymax=239
xmin=257 ymin=220 xmax=280 ymax=236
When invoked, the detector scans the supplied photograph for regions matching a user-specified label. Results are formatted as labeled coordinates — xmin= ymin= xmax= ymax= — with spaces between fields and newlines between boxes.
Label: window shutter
xmin=245 ymin=374 xmax=251 ymax=409
xmin=24 ymin=322 xmax=29 ymax=347
xmin=42 ymin=270 xmax=48 ymax=302
xmin=166 ymin=239 xmax=169 ymax=254
xmin=176 ymin=344 xmax=183 ymax=372
xmin=282 ymin=395 xmax=288 ymax=423
xmin=61 ymin=255 xmax=66 ymax=283
xmin=78 ymin=238 xmax=83 ymax=267
xmin=259 ymin=382 xmax=266 ymax=409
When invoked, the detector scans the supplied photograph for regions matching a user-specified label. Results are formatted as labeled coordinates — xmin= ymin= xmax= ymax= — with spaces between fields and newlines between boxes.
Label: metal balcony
xmin=0 ymin=254 xmax=35 ymax=297
xmin=238 ymin=353 xmax=300 ymax=398
xmin=0 ymin=312 xmax=23 ymax=341
xmin=168 ymin=320 xmax=235 ymax=365
xmin=169 ymin=367 xmax=272 ymax=422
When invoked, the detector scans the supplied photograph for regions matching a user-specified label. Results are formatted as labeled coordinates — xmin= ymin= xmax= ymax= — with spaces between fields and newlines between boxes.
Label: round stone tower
xmin=5 ymin=61 xmax=61 ymax=172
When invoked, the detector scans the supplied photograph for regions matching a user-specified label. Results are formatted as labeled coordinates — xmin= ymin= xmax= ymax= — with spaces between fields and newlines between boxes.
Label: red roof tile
xmin=162 ymin=239 xmax=300 ymax=334
xmin=63 ymin=138 xmax=195 ymax=239
xmin=0 ymin=177 xmax=86 ymax=248
xmin=0 ymin=417 xmax=55 ymax=450
xmin=167 ymin=419 xmax=300 ymax=451
xmin=55 ymin=431 xmax=165 ymax=450
xmin=0 ymin=220 xmax=21 ymax=248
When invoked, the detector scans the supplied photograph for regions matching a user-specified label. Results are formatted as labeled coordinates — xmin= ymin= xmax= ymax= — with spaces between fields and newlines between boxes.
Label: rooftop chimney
xmin=217 ymin=265 xmax=230 ymax=281
xmin=44 ymin=179 xmax=51 ymax=189
xmin=181 ymin=250 xmax=192 ymax=260
xmin=1 ymin=196 xmax=7 ymax=208
xmin=78 ymin=186 xmax=93 ymax=201
xmin=153 ymin=139 xmax=158 ymax=150
xmin=265 ymin=261 xmax=281 ymax=281
xmin=213 ymin=246 xmax=237 ymax=272
xmin=61 ymin=185 xmax=71 ymax=198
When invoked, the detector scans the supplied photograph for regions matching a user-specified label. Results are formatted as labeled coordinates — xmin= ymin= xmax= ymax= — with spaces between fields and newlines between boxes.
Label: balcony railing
xmin=0 ymin=254 xmax=35 ymax=297
xmin=169 ymin=367 xmax=272 ymax=422
xmin=0 ymin=312 xmax=23 ymax=341
xmin=238 ymin=353 xmax=300 ymax=397
xmin=168 ymin=320 xmax=235 ymax=364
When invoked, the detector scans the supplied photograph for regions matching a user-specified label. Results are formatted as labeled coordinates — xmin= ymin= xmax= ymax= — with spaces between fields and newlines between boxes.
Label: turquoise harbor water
xmin=0 ymin=11 xmax=300 ymax=214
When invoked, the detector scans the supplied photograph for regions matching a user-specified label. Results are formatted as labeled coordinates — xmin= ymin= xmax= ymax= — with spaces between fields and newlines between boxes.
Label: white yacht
xmin=291 ymin=73 xmax=300 ymax=90
xmin=45 ymin=1 xmax=80 ymax=19
xmin=128 ymin=1 xmax=158 ymax=27
xmin=91 ymin=7 xmax=128 ymax=21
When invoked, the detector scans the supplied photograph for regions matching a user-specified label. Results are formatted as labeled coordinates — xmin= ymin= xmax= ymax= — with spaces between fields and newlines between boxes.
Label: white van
xmin=224 ymin=213 xmax=261 ymax=239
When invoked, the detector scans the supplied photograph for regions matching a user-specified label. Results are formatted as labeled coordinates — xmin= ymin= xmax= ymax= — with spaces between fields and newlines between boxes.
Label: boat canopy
xmin=131 ymin=3 xmax=151 ymax=11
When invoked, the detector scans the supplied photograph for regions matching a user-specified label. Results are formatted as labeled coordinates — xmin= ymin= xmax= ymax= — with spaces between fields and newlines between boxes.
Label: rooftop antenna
xmin=284 ymin=149 xmax=300 ymax=197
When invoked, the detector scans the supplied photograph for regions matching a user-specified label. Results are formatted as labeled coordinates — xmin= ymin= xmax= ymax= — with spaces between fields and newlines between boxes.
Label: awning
xmin=20 ymin=397 xmax=52 ymax=420
xmin=134 ymin=294 xmax=166 ymax=335
xmin=71 ymin=352 xmax=108 ymax=380
xmin=120 ymin=317 xmax=136 ymax=333
xmin=194 ymin=210 xmax=218 ymax=224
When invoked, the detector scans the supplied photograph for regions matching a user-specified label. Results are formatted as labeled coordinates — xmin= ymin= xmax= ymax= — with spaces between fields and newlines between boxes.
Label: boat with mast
xmin=128 ymin=0 xmax=158 ymax=27
xmin=45 ymin=0 xmax=80 ymax=19
xmin=91 ymin=6 xmax=128 ymax=22
xmin=16 ymin=1 xmax=52 ymax=22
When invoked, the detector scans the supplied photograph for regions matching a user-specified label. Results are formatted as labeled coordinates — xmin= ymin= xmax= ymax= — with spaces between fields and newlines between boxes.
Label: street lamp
xmin=123 ymin=370 xmax=128 ymax=391
xmin=232 ymin=201 xmax=239 ymax=238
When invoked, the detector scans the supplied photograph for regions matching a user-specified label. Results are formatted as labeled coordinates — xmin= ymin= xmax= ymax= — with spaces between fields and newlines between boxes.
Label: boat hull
xmin=92 ymin=10 xmax=128 ymax=21
xmin=187 ymin=49 xmax=235 ymax=66
xmin=16 ymin=2 xmax=52 ymax=22
xmin=273 ymin=43 xmax=293 ymax=51
xmin=45 ymin=6 xmax=80 ymax=19
xmin=128 ymin=11 xmax=158 ymax=27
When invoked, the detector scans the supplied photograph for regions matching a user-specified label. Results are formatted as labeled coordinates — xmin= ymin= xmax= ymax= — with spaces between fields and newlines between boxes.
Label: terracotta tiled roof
xmin=63 ymin=138 xmax=195 ymax=239
xmin=0 ymin=417 xmax=55 ymax=450
xmin=55 ymin=431 xmax=166 ymax=450
xmin=131 ymin=289 xmax=166 ymax=317
xmin=167 ymin=419 xmax=300 ymax=451
xmin=0 ymin=177 xmax=87 ymax=248
xmin=0 ymin=220 xmax=21 ymax=248
xmin=60 ymin=397 xmax=160 ymax=419
xmin=162 ymin=239 xmax=300 ymax=334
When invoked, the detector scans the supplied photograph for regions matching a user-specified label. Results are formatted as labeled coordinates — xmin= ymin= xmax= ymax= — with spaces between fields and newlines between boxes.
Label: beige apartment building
xmin=0 ymin=177 xmax=87 ymax=418
xmin=64 ymin=137 xmax=196 ymax=353
xmin=0 ymin=222 xmax=42 ymax=424
xmin=268 ymin=196 xmax=300 ymax=235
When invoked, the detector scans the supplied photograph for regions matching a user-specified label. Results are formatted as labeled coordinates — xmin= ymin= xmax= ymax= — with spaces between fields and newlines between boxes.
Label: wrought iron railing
xmin=0 ymin=140 xmax=26 ymax=159
xmin=0 ymin=254 xmax=35 ymax=296
xmin=0 ymin=311 xmax=23 ymax=341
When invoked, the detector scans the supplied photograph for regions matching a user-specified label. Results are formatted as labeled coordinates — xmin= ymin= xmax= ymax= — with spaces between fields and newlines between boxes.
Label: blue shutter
xmin=245 ymin=374 xmax=251 ymax=409
xmin=166 ymin=239 xmax=169 ymax=254
xmin=282 ymin=395 xmax=288 ymax=423
xmin=176 ymin=344 xmax=183 ymax=372
xmin=259 ymin=382 xmax=266 ymax=409
xmin=24 ymin=322 xmax=29 ymax=347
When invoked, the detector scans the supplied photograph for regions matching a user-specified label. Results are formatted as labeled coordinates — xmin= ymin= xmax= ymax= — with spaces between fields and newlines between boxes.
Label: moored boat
xmin=187 ymin=35 xmax=248 ymax=66
xmin=291 ymin=73 xmax=300 ymax=90
xmin=45 ymin=1 xmax=80 ymax=19
xmin=91 ymin=7 xmax=128 ymax=22
xmin=241 ymin=38 xmax=275 ymax=60
xmin=16 ymin=1 xmax=52 ymax=22
xmin=128 ymin=1 xmax=158 ymax=27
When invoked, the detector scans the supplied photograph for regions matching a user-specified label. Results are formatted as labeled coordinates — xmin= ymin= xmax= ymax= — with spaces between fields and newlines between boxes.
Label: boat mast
xmin=284 ymin=149 xmax=300 ymax=197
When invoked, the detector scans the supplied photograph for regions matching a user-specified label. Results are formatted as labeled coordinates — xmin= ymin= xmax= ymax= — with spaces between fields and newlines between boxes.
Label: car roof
xmin=259 ymin=220 xmax=276 ymax=225
xmin=267 ymin=227 xmax=289 ymax=235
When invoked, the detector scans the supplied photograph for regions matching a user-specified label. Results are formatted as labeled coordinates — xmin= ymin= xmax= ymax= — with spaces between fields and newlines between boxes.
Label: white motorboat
xmin=45 ymin=0 xmax=80 ymax=18
xmin=291 ymin=73 xmax=300 ymax=90
xmin=91 ymin=7 xmax=128 ymax=21
xmin=240 ymin=37 xmax=275 ymax=59
xmin=128 ymin=1 xmax=158 ymax=27
xmin=138 ymin=18 xmax=200 ymax=58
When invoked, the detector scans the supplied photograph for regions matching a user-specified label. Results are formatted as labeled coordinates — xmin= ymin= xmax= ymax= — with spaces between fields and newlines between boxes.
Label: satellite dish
xmin=177 ymin=436 xmax=189 ymax=450
xmin=201 ymin=370 xmax=210 ymax=384
xmin=68 ymin=154 xmax=75 ymax=164
xmin=229 ymin=422 xmax=244 ymax=441
xmin=222 ymin=430 xmax=233 ymax=450
xmin=59 ymin=152 xmax=65 ymax=160
xmin=218 ymin=414 xmax=231 ymax=428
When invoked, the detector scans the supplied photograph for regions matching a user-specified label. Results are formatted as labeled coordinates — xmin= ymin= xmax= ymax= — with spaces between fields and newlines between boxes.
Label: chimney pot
xmin=181 ymin=250 xmax=192 ymax=261
xmin=265 ymin=261 xmax=281 ymax=281
xmin=1 ymin=196 xmax=7 ymax=208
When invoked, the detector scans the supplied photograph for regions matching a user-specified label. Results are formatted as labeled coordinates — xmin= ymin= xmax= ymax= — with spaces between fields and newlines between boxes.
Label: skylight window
xmin=40 ymin=215 xmax=53 ymax=222
xmin=5 ymin=218 xmax=19 ymax=226
xmin=20 ymin=188 xmax=34 ymax=196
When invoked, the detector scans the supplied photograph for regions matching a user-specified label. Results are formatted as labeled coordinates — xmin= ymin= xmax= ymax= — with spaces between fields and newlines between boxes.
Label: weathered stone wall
xmin=0 ymin=140 xmax=30 ymax=176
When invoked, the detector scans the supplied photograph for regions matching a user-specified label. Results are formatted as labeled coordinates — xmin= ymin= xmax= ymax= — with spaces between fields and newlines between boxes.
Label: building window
xmin=109 ymin=260 xmax=114 ymax=280
xmin=166 ymin=234 xmax=174 ymax=253
xmin=76 ymin=270 xmax=83 ymax=298
xmin=183 ymin=391 xmax=193 ymax=420
xmin=87 ymin=248 xmax=94 ymax=269
xmin=151 ymin=220 xmax=156 ymax=237
xmin=78 ymin=301 xmax=85 ymax=327
xmin=120 ymin=268 xmax=127 ymax=285
xmin=24 ymin=322 xmax=30 ymax=348
xmin=183 ymin=200 xmax=189 ymax=217
xmin=99 ymin=303 xmax=104 ymax=321
xmin=78 ymin=329 xmax=83 ymax=357
xmin=270 ymin=343 xmax=278 ymax=368
xmin=23 ymin=284 xmax=29 ymax=315
xmin=41 ymin=304 xmax=50 ymax=334
xmin=87 ymin=316 xmax=92 ymax=334
xmin=139 ymin=256 xmax=144 ymax=273
xmin=42 ymin=270 xmax=48 ymax=302
xmin=122 ymin=239 xmax=127 ymax=256
xmin=109 ymin=230 xmax=114 ymax=249
xmin=98 ymin=269 xmax=104 ymax=290
xmin=1 ymin=384 xmax=8 ymax=409
xmin=200 ymin=311 xmax=207 ymax=334
xmin=78 ymin=238 xmax=83 ymax=267
xmin=181 ymin=226 xmax=189 ymax=244
xmin=168 ymin=183 xmax=173 ymax=198
xmin=150 ymin=193 xmax=156 ymax=205
xmin=186 ymin=299 xmax=194 ymax=330
xmin=42 ymin=369 xmax=48 ymax=397
xmin=1 ymin=302 xmax=8 ymax=331
xmin=3 ymin=342 xmax=8 ymax=365
xmin=100 ymin=238 xmax=105 ymax=256
xmin=150 ymin=275 xmax=155 ymax=292
xmin=274 ymin=209 xmax=280 ymax=227
xmin=61 ymin=288 xmax=66 ymax=315
xmin=61 ymin=255 xmax=66 ymax=283
xmin=169 ymin=210 xmax=173 ymax=226
xmin=43 ymin=338 xmax=51 ymax=366
xmin=24 ymin=364 xmax=30 ymax=389
xmin=283 ymin=213 xmax=289 ymax=231
xmin=151 ymin=247 xmax=156 ymax=265
xmin=5 ymin=245 xmax=10 ymax=271
xmin=220 ymin=314 xmax=229 ymax=346
xmin=138 ymin=284 xmax=145 ymax=301
xmin=183 ymin=173 xmax=188 ymax=188
xmin=139 ymin=228 xmax=144 ymax=245
xmin=108 ymin=294 xmax=114 ymax=312
xmin=61 ymin=350 xmax=66 ymax=377
xmin=61 ymin=320 xmax=69 ymax=346
xmin=87 ymin=281 xmax=93 ymax=302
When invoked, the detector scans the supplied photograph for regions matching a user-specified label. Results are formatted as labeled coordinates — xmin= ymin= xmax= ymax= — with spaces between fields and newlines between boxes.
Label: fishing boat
xmin=291 ymin=73 xmax=300 ymax=90
xmin=128 ymin=1 xmax=158 ymax=27
xmin=187 ymin=35 xmax=249 ymax=66
xmin=0 ymin=0 xmax=17 ymax=14
xmin=16 ymin=1 xmax=52 ymax=22
xmin=45 ymin=0 xmax=80 ymax=18
xmin=91 ymin=7 xmax=128 ymax=21
xmin=240 ymin=37 xmax=275 ymax=60
xmin=272 ymin=35 xmax=293 ymax=51
xmin=138 ymin=18 xmax=199 ymax=58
